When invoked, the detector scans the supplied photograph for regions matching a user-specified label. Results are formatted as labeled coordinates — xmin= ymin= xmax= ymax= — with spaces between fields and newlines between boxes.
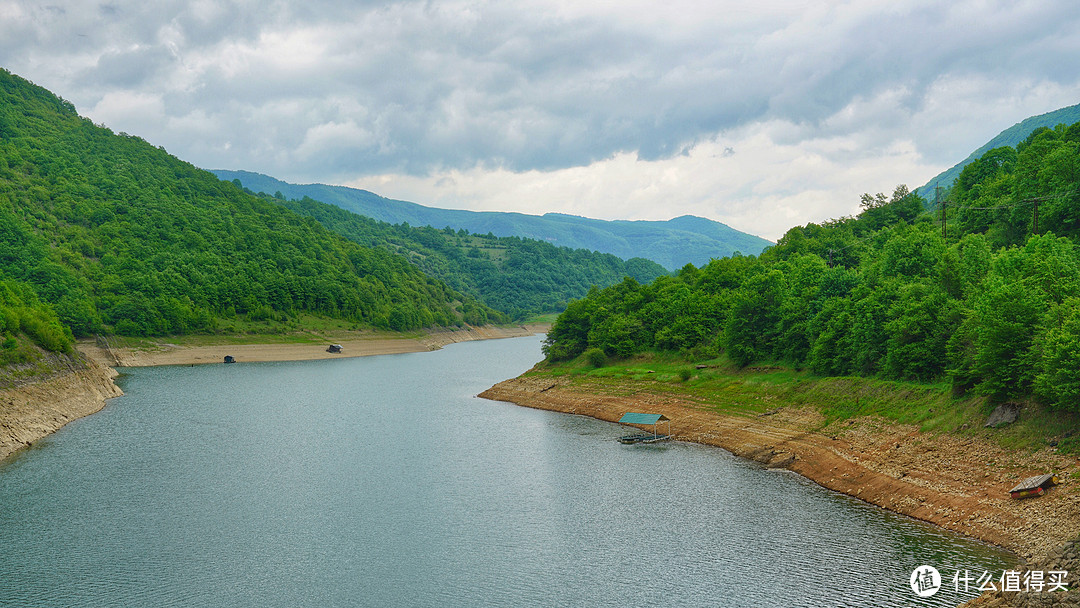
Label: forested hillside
xmin=250 ymin=191 xmax=668 ymax=319
xmin=0 ymin=68 xmax=501 ymax=352
xmin=545 ymin=122 xmax=1080 ymax=412
xmin=213 ymin=169 xmax=773 ymax=269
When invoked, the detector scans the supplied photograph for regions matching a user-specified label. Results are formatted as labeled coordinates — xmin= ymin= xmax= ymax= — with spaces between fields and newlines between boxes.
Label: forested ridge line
xmin=544 ymin=121 xmax=1080 ymax=416
xmin=0 ymin=67 xmax=503 ymax=360
xmin=258 ymin=190 xmax=668 ymax=320
xmin=212 ymin=169 xmax=774 ymax=270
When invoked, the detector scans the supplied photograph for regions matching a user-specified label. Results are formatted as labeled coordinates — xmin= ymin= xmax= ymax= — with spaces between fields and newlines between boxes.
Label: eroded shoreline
xmin=82 ymin=324 xmax=550 ymax=367
xmin=479 ymin=374 xmax=1080 ymax=565
xmin=2 ymin=324 xmax=547 ymax=463
xmin=0 ymin=358 xmax=124 ymax=462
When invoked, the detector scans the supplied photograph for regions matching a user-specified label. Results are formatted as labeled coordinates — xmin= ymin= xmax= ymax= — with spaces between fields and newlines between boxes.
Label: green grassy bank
xmin=528 ymin=351 xmax=1080 ymax=455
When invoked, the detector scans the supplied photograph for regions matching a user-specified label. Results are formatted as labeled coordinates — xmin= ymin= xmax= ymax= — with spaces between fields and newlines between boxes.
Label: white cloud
xmin=347 ymin=108 xmax=944 ymax=241
xmin=5 ymin=0 xmax=1080 ymax=242
xmin=88 ymin=90 xmax=167 ymax=134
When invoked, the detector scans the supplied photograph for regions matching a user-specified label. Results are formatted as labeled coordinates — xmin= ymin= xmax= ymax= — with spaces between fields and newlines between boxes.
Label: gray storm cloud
xmin=3 ymin=0 xmax=1080 ymax=238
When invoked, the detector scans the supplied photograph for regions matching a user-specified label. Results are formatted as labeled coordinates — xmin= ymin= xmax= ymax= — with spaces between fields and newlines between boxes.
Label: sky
xmin=3 ymin=1 xmax=1080 ymax=241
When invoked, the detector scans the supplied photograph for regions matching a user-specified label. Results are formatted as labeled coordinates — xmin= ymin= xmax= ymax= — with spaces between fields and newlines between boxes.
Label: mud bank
xmin=482 ymin=374 xmax=1080 ymax=605
xmin=83 ymin=324 xmax=549 ymax=367
xmin=4 ymin=324 xmax=547 ymax=464
xmin=0 ymin=357 xmax=124 ymax=463
xmin=479 ymin=375 xmax=1080 ymax=564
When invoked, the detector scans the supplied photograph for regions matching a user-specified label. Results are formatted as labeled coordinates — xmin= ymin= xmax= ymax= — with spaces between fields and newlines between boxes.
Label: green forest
xmin=0 ymin=68 xmax=506 ymax=351
xmin=0 ymin=67 xmax=672 ymax=364
xmin=544 ymin=122 xmax=1080 ymax=412
xmin=265 ymin=192 xmax=667 ymax=319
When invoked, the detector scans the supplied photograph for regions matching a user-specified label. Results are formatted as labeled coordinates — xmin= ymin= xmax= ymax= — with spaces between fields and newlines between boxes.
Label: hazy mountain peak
xmin=213 ymin=170 xmax=771 ymax=270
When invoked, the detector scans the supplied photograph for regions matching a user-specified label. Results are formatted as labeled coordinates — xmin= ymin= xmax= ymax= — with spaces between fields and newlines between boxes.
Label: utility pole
xmin=935 ymin=186 xmax=946 ymax=240
xmin=1025 ymin=195 xmax=1050 ymax=235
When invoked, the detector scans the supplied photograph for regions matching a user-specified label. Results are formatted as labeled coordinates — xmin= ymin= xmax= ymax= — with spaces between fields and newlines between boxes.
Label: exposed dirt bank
xmin=0 ymin=357 xmax=123 ymax=462
xmin=479 ymin=374 xmax=1080 ymax=566
xmin=81 ymin=324 xmax=550 ymax=367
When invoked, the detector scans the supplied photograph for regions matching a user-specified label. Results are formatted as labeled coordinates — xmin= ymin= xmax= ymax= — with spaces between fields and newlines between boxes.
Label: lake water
xmin=0 ymin=335 xmax=1012 ymax=606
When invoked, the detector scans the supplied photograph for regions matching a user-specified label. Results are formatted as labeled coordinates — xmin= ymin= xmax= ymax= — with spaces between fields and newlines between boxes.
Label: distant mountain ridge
xmin=211 ymin=170 xmax=773 ymax=270
xmin=918 ymin=102 xmax=1080 ymax=201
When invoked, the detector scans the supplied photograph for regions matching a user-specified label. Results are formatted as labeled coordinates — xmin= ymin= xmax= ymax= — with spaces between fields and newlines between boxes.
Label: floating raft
xmin=617 ymin=433 xmax=671 ymax=445
xmin=1008 ymin=473 xmax=1059 ymax=499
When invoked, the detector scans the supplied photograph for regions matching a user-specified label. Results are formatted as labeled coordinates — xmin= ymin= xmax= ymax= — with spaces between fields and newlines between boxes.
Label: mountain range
xmin=211 ymin=170 xmax=773 ymax=270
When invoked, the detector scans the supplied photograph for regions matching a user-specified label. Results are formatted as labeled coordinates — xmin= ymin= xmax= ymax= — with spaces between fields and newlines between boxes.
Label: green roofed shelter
xmin=618 ymin=413 xmax=669 ymax=425
xmin=617 ymin=412 xmax=672 ymax=444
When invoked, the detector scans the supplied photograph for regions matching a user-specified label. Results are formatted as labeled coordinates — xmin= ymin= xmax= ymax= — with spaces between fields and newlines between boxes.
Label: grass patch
xmin=534 ymin=350 xmax=1080 ymax=452
xmin=0 ymin=335 xmax=83 ymax=388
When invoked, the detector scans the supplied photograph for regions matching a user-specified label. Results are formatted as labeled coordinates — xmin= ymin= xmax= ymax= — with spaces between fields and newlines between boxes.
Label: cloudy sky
xmin=3 ymin=1 xmax=1080 ymax=240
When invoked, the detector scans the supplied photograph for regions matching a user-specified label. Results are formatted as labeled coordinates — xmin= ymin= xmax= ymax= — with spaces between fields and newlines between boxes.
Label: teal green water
xmin=0 ymin=335 xmax=1012 ymax=606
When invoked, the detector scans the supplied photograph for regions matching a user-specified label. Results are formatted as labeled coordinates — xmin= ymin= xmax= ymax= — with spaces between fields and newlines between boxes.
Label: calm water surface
xmin=0 ymin=335 xmax=1012 ymax=606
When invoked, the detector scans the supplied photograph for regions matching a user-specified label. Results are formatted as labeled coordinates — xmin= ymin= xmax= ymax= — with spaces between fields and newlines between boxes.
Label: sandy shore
xmin=80 ymin=324 xmax=550 ymax=367
xmin=479 ymin=374 xmax=1080 ymax=565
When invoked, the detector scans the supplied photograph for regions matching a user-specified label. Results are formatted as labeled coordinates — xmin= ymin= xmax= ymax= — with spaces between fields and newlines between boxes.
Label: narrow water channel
xmin=0 ymin=335 xmax=1012 ymax=606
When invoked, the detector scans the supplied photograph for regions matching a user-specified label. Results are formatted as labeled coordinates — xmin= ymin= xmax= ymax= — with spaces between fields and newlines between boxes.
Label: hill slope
xmin=543 ymin=120 xmax=1080 ymax=416
xmin=257 ymin=192 xmax=668 ymax=319
xmin=212 ymin=170 xmax=773 ymax=270
xmin=918 ymin=102 xmax=1080 ymax=201
xmin=0 ymin=68 xmax=500 ymax=339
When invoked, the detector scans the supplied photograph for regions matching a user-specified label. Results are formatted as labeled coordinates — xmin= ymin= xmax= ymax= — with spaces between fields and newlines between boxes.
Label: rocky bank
xmin=480 ymin=374 xmax=1080 ymax=605
xmin=0 ymin=356 xmax=123 ymax=463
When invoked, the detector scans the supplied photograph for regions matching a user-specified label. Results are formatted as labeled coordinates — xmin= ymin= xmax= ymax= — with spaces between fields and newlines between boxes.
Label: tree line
xmin=545 ymin=122 xmax=1080 ymax=412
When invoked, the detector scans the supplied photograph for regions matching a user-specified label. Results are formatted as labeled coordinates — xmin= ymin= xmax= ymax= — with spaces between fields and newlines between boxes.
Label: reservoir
xmin=0 ymin=335 xmax=1012 ymax=606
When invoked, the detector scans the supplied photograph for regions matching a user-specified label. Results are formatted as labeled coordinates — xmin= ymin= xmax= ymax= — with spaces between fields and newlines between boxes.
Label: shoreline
xmin=2 ymin=324 xmax=547 ymax=464
xmin=7 ymin=328 xmax=1076 ymax=604
xmin=478 ymin=374 xmax=1080 ymax=564
xmin=0 ymin=357 xmax=124 ymax=463
xmin=80 ymin=324 xmax=550 ymax=368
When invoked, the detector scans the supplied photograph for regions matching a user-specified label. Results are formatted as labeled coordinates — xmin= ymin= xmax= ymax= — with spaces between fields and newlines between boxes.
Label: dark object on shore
xmin=617 ymin=412 xmax=672 ymax=444
xmin=327 ymin=344 xmax=343 ymax=354
xmin=1009 ymin=473 xmax=1059 ymax=499
xmin=223 ymin=355 xmax=235 ymax=364
xmin=985 ymin=402 xmax=1021 ymax=428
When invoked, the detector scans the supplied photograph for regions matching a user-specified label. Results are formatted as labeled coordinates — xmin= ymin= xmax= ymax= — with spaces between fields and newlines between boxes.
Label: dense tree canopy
xmin=269 ymin=194 xmax=668 ymax=320
xmin=544 ymin=126 xmax=1080 ymax=413
xmin=0 ymin=68 xmax=501 ymax=343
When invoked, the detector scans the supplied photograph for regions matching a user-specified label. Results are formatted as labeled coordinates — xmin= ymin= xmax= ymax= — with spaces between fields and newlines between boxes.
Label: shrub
xmin=583 ymin=347 xmax=606 ymax=368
